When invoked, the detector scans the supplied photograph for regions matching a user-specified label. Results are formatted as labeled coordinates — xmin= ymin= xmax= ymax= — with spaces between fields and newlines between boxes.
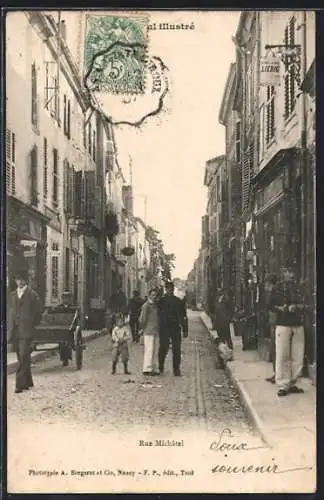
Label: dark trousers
xmin=217 ymin=323 xmax=233 ymax=350
xmin=59 ymin=342 xmax=72 ymax=362
xmin=158 ymin=330 xmax=181 ymax=374
xmin=15 ymin=338 xmax=33 ymax=390
xmin=129 ymin=317 xmax=140 ymax=341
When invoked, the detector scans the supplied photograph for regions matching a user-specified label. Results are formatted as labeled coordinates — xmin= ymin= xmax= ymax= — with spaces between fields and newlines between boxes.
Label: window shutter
xmin=63 ymin=159 xmax=68 ymax=212
xmin=31 ymin=63 xmax=38 ymax=126
xmin=74 ymin=170 xmax=83 ymax=217
xmin=242 ymin=149 xmax=250 ymax=211
xmin=43 ymin=137 xmax=48 ymax=199
xmin=63 ymin=95 xmax=67 ymax=134
xmin=6 ymin=130 xmax=12 ymax=193
xmin=71 ymin=166 xmax=76 ymax=216
xmin=30 ymin=144 xmax=38 ymax=206
xmin=67 ymin=100 xmax=71 ymax=139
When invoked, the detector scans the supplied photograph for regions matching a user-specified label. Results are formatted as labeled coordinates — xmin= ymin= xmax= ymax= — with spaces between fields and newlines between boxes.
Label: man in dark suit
xmin=158 ymin=281 xmax=188 ymax=376
xmin=8 ymin=269 xmax=42 ymax=393
xmin=127 ymin=290 xmax=144 ymax=342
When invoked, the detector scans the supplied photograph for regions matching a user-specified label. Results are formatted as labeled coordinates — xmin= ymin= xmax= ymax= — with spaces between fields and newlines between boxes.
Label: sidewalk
xmin=7 ymin=329 xmax=108 ymax=375
xmin=200 ymin=312 xmax=316 ymax=449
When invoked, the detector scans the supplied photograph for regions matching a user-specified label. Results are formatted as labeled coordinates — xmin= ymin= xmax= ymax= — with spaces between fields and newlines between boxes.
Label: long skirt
xmin=143 ymin=333 xmax=159 ymax=373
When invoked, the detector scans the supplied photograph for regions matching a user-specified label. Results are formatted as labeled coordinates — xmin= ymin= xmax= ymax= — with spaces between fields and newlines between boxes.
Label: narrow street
xmin=7 ymin=312 xmax=253 ymax=434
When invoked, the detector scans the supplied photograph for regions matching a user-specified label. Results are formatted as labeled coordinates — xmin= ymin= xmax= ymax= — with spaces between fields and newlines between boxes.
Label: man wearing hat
xmin=8 ymin=268 xmax=42 ymax=393
xmin=158 ymin=281 xmax=188 ymax=376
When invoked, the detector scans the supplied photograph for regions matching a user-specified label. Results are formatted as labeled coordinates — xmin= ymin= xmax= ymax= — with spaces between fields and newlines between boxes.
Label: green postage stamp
xmin=84 ymin=14 xmax=148 ymax=94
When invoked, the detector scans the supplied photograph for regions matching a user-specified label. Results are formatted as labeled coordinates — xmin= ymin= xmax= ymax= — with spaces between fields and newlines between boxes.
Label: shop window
xmin=51 ymin=255 xmax=59 ymax=298
xmin=6 ymin=129 xmax=16 ymax=195
xmin=52 ymin=148 xmax=59 ymax=207
xmin=43 ymin=137 xmax=48 ymax=200
xmin=284 ymin=16 xmax=296 ymax=120
xmin=266 ymin=86 xmax=275 ymax=144
xmin=31 ymin=63 xmax=39 ymax=128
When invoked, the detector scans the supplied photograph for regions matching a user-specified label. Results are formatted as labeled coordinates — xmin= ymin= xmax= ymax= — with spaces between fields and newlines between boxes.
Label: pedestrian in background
xmin=139 ymin=288 xmax=160 ymax=375
xmin=158 ymin=281 xmax=188 ymax=376
xmin=111 ymin=312 xmax=132 ymax=375
xmin=265 ymin=274 xmax=278 ymax=384
xmin=128 ymin=290 xmax=144 ymax=342
xmin=269 ymin=266 xmax=305 ymax=397
xmin=8 ymin=268 xmax=42 ymax=393
xmin=213 ymin=290 xmax=234 ymax=352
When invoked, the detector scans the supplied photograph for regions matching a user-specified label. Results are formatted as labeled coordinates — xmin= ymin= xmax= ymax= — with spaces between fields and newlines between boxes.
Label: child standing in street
xmin=111 ymin=313 xmax=132 ymax=375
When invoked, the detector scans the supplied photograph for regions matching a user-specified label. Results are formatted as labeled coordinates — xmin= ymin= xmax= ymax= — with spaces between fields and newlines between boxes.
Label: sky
xmin=112 ymin=11 xmax=240 ymax=279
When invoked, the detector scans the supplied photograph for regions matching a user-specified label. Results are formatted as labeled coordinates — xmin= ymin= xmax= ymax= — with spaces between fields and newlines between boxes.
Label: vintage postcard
xmin=5 ymin=10 xmax=316 ymax=494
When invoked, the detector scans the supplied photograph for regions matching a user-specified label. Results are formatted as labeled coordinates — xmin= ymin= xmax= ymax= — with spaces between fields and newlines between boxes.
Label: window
xmin=30 ymin=144 xmax=38 ymax=206
xmin=92 ymin=129 xmax=96 ymax=161
xmin=45 ymin=62 xmax=59 ymax=120
xmin=6 ymin=129 xmax=16 ymax=195
xmin=64 ymin=160 xmax=75 ymax=215
xmin=51 ymin=255 xmax=59 ymax=298
xmin=63 ymin=95 xmax=71 ymax=139
xmin=43 ymin=137 xmax=48 ymax=200
xmin=53 ymin=148 xmax=59 ymax=207
xmin=266 ymin=85 xmax=275 ymax=144
xmin=64 ymin=247 xmax=70 ymax=291
xmin=88 ymin=122 xmax=92 ymax=156
xmin=216 ymin=176 xmax=221 ymax=203
xmin=284 ymin=17 xmax=296 ymax=119
xmin=31 ymin=63 xmax=38 ymax=128
xmin=235 ymin=121 xmax=241 ymax=162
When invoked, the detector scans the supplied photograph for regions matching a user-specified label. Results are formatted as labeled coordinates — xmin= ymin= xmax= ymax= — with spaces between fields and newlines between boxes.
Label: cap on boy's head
xmin=14 ymin=268 xmax=29 ymax=281
xmin=115 ymin=312 xmax=125 ymax=322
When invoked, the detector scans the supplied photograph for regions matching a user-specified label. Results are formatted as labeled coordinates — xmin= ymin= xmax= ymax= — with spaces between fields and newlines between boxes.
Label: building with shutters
xmin=6 ymin=12 xmax=90 ymax=311
xmin=219 ymin=63 xmax=243 ymax=313
xmin=203 ymin=155 xmax=226 ymax=316
xmin=5 ymin=12 xmax=124 ymax=331
xmin=252 ymin=11 xmax=316 ymax=366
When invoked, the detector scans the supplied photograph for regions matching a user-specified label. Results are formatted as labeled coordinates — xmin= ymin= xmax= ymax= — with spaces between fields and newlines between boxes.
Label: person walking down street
xmin=111 ymin=313 xmax=132 ymax=375
xmin=264 ymin=274 xmax=278 ymax=384
xmin=139 ymin=288 xmax=160 ymax=376
xmin=128 ymin=290 xmax=144 ymax=342
xmin=8 ymin=269 xmax=42 ymax=393
xmin=213 ymin=290 xmax=234 ymax=352
xmin=158 ymin=281 xmax=188 ymax=376
xmin=269 ymin=266 xmax=306 ymax=397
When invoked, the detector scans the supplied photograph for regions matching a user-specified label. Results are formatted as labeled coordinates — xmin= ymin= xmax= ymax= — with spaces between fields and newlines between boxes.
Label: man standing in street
xmin=8 ymin=269 xmax=42 ymax=393
xmin=158 ymin=281 xmax=188 ymax=376
xmin=128 ymin=290 xmax=143 ymax=342
xmin=269 ymin=266 xmax=306 ymax=397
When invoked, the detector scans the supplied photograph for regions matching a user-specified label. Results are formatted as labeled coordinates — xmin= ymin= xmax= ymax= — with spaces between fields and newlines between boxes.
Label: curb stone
xmin=199 ymin=312 xmax=272 ymax=448
xmin=7 ymin=329 xmax=108 ymax=375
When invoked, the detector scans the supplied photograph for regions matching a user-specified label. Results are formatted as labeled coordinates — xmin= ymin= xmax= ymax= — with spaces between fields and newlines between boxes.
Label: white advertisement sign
xmin=260 ymin=57 xmax=281 ymax=86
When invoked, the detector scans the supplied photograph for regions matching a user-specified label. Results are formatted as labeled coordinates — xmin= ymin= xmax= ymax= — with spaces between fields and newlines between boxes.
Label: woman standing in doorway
xmin=139 ymin=288 xmax=160 ymax=375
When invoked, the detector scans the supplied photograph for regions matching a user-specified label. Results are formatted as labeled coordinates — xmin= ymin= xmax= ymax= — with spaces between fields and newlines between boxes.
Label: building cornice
xmin=219 ymin=63 xmax=236 ymax=125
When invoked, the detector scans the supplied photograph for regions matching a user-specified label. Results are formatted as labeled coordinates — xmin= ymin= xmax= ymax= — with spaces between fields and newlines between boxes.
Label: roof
xmin=204 ymin=155 xmax=226 ymax=186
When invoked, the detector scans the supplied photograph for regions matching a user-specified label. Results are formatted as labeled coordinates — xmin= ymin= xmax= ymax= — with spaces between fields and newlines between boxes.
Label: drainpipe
xmin=300 ymin=11 xmax=307 ymax=287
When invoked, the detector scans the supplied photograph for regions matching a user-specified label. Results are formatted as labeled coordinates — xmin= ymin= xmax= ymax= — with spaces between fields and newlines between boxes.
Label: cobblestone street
xmin=7 ymin=312 xmax=253 ymax=434
xmin=8 ymin=312 xmax=315 ymax=494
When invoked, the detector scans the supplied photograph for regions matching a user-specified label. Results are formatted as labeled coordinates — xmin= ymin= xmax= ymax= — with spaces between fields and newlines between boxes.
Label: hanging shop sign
xmin=260 ymin=57 xmax=281 ymax=87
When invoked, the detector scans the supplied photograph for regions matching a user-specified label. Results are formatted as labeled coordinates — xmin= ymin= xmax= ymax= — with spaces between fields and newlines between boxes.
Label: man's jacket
xmin=8 ymin=287 xmax=42 ymax=341
xmin=268 ymin=281 xmax=304 ymax=326
xmin=128 ymin=297 xmax=144 ymax=318
xmin=158 ymin=294 xmax=188 ymax=336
